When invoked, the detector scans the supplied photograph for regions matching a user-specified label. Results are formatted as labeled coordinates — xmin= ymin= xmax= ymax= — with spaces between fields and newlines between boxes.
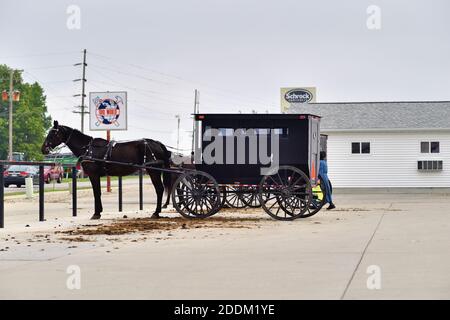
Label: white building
xmin=289 ymin=101 xmax=450 ymax=188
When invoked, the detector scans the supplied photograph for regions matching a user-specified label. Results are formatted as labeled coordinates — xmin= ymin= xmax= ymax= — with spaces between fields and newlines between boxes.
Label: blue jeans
xmin=321 ymin=175 xmax=333 ymax=204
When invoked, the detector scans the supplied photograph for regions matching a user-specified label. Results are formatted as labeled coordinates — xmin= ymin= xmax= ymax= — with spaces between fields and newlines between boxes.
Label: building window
xmin=352 ymin=142 xmax=370 ymax=154
xmin=421 ymin=141 xmax=440 ymax=153
xmin=361 ymin=142 xmax=370 ymax=154
xmin=418 ymin=160 xmax=443 ymax=171
xmin=431 ymin=142 xmax=440 ymax=153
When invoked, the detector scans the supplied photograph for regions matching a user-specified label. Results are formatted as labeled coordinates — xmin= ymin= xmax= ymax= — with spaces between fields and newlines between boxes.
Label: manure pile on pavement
xmin=57 ymin=216 xmax=264 ymax=237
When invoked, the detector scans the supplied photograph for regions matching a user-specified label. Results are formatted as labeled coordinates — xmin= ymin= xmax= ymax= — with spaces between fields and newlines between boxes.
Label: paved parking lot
xmin=0 ymin=187 xmax=449 ymax=299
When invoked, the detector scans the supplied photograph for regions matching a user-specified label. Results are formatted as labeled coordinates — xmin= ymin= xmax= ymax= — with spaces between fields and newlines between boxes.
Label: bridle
xmin=45 ymin=127 xmax=75 ymax=153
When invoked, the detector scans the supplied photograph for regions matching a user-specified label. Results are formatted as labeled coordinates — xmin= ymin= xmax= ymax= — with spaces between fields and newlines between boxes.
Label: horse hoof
xmin=162 ymin=205 xmax=168 ymax=209
xmin=91 ymin=214 xmax=101 ymax=220
xmin=150 ymin=214 xmax=160 ymax=219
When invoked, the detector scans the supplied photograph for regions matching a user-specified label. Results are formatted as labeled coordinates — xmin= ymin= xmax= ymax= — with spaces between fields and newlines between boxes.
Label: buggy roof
xmin=195 ymin=113 xmax=321 ymax=120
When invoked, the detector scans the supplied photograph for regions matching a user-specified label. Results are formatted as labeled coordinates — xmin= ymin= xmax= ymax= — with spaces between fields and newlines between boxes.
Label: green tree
xmin=0 ymin=64 xmax=52 ymax=160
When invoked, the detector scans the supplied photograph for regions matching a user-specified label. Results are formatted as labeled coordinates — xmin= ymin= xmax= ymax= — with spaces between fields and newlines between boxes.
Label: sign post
xmin=106 ymin=129 xmax=111 ymax=193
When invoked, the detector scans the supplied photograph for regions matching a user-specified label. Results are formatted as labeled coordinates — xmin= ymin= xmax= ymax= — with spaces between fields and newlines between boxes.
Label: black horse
xmin=42 ymin=121 xmax=172 ymax=219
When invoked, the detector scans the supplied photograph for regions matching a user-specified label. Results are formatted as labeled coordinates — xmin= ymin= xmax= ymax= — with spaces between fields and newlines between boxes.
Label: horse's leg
xmin=162 ymin=171 xmax=173 ymax=209
xmin=162 ymin=192 xmax=170 ymax=209
xmin=147 ymin=169 xmax=164 ymax=218
xmin=89 ymin=174 xmax=103 ymax=219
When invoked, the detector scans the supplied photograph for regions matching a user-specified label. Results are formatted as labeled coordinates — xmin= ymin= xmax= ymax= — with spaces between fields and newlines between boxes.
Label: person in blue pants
xmin=319 ymin=151 xmax=335 ymax=210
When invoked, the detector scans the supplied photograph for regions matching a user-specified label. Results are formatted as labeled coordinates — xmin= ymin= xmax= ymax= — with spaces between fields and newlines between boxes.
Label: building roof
xmin=287 ymin=101 xmax=450 ymax=131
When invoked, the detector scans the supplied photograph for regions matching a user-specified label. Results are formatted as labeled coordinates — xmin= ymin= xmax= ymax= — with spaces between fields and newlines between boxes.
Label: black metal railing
xmin=0 ymin=162 xmax=148 ymax=228
xmin=0 ymin=161 xmax=77 ymax=228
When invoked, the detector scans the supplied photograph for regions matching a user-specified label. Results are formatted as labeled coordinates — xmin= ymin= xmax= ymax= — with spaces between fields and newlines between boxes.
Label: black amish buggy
xmin=170 ymin=113 xmax=328 ymax=220
xmin=37 ymin=114 xmax=328 ymax=223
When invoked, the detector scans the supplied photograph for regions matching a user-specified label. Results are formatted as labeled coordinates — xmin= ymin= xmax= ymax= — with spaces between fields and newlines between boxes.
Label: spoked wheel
xmin=223 ymin=186 xmax=248 ymax=209
xmin=241 ymin=187 xmax=261 ymax=208
xmin=171 ymin=170 xmax=222 ymax=218
xmin=301 ymin=175 xmax=327 ymax=218
xmin=258 ymin=166 xmax=312 ymax=221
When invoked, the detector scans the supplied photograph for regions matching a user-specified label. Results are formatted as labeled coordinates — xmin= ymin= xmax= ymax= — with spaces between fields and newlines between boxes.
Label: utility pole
xmin=175 ymin=114 xmax=181 ymax=151
xmin=73 ymin=49 xmax=88 ymax=132
xmin=8 ymin=71 xmax=13 ymax=160
xmin=191 ymin=89 xmax=199 ymax=157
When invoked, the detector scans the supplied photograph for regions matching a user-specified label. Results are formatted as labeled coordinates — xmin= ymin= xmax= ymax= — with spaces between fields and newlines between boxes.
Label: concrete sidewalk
xmin=0 ymin=191 xmax=449 ymax=299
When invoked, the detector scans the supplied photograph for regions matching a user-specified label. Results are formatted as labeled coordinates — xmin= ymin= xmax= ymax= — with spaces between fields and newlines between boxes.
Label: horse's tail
xmin=159 ymin=143 xmax=173 ymax=193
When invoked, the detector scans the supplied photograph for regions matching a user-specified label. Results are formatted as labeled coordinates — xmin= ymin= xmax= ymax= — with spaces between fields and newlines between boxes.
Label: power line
xmin=88 ymin=67 xmax=193 ymax=109
xmin=0 ymin=50 xmax=80 ymax=60
xmin=89 ymin=63 xmax=171 ymax=86
xmin=23 ymin=70 xmax=76 ymax=112
xmin=89 ymin=51 xmax=277 ymax=108
xmin=24 ymin=64 xmax=75 ymax=70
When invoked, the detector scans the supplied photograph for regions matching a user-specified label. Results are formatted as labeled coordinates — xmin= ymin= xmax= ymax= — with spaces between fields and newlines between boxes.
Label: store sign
xmin=280 ymin=87 xmax=316 ymax=112
xmin=89 ymin=91 xmax=127 ymax=131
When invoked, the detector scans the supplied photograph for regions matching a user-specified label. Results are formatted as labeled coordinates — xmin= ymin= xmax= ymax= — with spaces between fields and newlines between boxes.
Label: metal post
xmin=72 ymin=166 xmax=77 ymax=217
xmin=118 ymin=176 xmax=123 ymax=212
xmin=175 ymin=114 xmax=181 ymax=151
xmin=139 ymin=169 xmax=143 ymax=210
xmin=39 ymin=165 xmax=44 ymax=222
xmin=191 ymin=89 xmax=198 ymax=155
xmin=0 ymin=164 xmax=4 ymax=228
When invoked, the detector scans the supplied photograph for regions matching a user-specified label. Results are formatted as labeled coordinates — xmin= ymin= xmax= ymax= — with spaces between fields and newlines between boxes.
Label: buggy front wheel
xmin=171 ymin=170 xmax=222 ymax=218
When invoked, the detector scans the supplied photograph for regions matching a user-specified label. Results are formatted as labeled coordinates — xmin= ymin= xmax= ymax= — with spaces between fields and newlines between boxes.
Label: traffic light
xmin=1 ymin=90 xmax=7 ymax=102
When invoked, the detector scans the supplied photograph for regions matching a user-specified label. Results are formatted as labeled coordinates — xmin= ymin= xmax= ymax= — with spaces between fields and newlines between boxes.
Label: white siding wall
xmin=325 ymin=130 xmax=450 ymax=187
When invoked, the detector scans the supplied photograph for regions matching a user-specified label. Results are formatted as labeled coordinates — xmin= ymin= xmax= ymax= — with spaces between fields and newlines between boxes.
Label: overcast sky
xmin=1 ymin=0 xmax=449 ymax=150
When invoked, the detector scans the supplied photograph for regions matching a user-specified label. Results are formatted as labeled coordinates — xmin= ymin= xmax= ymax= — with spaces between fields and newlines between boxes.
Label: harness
xmin=82 ymin=139 xmax=158 ymax=173
xmin=142 ymin=139 xmax=156 ymax=165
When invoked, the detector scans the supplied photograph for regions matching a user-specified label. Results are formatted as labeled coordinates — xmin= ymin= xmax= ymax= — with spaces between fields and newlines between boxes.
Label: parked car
xmin=3 ymin=165 xmax=39 ymax=188
xmin=43 ymin=165 xmax=64 ymax=184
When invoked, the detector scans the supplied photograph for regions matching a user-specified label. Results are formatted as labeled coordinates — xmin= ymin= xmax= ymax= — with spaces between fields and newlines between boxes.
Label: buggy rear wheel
xmin=171 ymin=170 xmax=222 ymax=218
xmin=258 ymin=166 xmax=312 ymax=220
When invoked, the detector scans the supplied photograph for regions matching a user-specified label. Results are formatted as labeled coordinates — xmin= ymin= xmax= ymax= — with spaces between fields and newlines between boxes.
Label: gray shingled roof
xmin=287 ymin=101 xmax=450 ymax=131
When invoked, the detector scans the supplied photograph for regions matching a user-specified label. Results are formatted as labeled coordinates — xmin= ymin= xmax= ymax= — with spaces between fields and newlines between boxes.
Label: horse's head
xmin=42 ymin=120 xmax=67 ymax=155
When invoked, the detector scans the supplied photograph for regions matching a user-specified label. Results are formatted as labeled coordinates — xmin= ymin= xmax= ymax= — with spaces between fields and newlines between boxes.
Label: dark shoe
xmin=326 ymin=203 xmax=336 ymax=210
xmin=90 ymin=214 xmax=101 ymax=220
